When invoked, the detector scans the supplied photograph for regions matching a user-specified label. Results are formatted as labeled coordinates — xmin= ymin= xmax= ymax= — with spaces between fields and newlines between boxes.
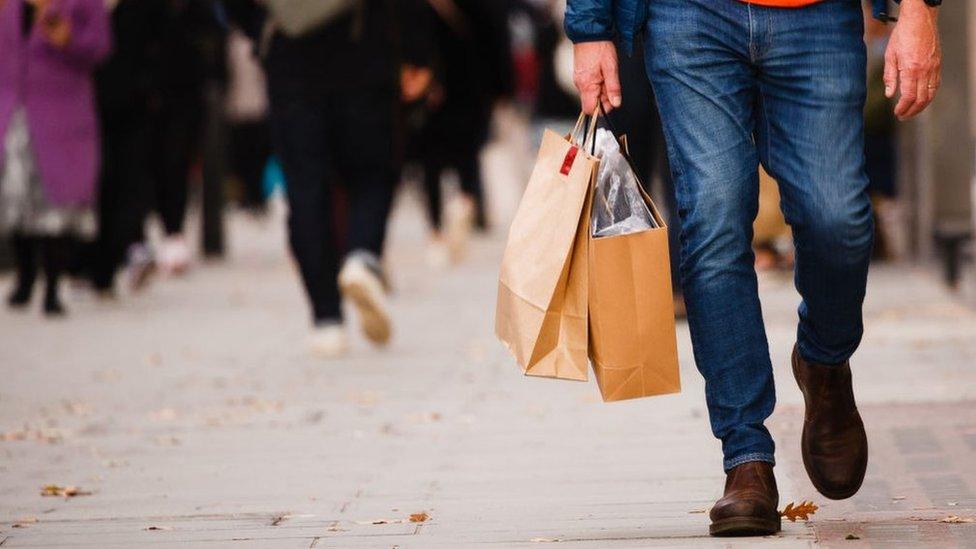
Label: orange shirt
xmin=743 ymin=0 xmax=822 ymax=6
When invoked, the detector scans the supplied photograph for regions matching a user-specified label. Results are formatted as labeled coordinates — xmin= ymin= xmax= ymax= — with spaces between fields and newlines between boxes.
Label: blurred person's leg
xmin=92 ymin=124 xmax=141 ymax=293
xmin=7 ymin=233 xmax=37 ymax=308
xmin=231 ymin=121 xmax=272 ymax=212
xmin=422 ymin=153 xmax=451 ymax=268
xmin=334 ymin=87 xmax=397 ymax=260
xmin=152 ymin=103 xmax=200 ymax=274
xmin=333 ymin=86 xmax=395 ymax=346
xmin=456 ymin=146 xmax=487 ymax=232
xmin=270 ymin=94 xmax=343 ymax=329
xmin=422 ymin=154 xmax=444 ymax=232
xmin=41 ymin=236 xmax=72 ymax=316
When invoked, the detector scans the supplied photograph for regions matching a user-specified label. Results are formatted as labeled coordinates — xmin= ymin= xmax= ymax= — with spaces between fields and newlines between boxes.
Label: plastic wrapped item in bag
xmin=590 ymin=128 xmax=657 ymax=238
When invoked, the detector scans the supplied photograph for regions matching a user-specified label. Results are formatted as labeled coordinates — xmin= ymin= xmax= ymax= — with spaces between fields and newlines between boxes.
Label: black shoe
xmin=43 ymin=293 xmax=66 ymax=317
xmin=7 ymin=284 xmax=33 ymax=309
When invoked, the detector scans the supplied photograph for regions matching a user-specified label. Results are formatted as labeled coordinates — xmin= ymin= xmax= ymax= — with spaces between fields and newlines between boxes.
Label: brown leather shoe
xmin=792 ymin=345 xmax=868 ymax=500
xmin=709 ymin=461 xmax=781 ymax=536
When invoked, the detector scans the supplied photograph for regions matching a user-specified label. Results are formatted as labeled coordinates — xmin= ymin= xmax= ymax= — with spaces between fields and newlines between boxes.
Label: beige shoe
xmin=308 ymin=323 xmax=349 ymax=358
xmin=445 ymin=194 xmax=475 ymax=262
xmin=338 ymin=254 xmax=392 ymax=346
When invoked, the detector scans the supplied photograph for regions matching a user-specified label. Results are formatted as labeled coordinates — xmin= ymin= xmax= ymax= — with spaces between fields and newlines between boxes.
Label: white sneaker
xmin=158 ymin=236 xmax=191 ymax=276
xmin=338 ymin=253 xmax=392 ymax=346
xmin=308 ymin=323 xmax=349 ymax=358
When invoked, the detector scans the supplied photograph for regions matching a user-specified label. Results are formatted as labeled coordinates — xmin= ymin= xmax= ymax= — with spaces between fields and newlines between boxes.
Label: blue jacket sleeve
xmin=564 ymin=0 xmax=615 ymax=43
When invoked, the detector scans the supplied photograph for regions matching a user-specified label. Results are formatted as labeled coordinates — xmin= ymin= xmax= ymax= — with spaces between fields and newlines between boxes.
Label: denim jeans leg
xmin=645 ymin=0 xmax=776 ymax=471
xmin=752 ymin=1 xmax=874 ymax=366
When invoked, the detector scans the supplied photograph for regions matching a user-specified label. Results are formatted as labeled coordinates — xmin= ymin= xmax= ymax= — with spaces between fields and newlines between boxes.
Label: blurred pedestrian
xmin=138 ymin=0 xmax=220 ymax=276
xmin=0 ymin=0 xmax=111 ymax=315
xmin=420 ymin=0 xmax=513 ymax=264
xmin=567 ymin=0 xmax=942 ymax=537
xmin=225 ymin=0 xmax=433 ymax=357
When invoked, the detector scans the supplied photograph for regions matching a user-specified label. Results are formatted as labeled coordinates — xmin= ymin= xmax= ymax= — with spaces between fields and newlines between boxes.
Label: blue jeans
xmin=644 ymin=0 xmax=873 ymax=471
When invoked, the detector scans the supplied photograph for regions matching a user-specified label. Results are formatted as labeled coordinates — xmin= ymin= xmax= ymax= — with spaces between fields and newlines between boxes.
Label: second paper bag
xmin=588 ymin=128 xmax=681 ymax=402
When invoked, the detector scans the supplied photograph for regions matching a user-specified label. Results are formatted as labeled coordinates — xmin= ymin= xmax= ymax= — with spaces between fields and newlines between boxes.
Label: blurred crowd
xmin=0 ymin=0 xmax=898 ymax=356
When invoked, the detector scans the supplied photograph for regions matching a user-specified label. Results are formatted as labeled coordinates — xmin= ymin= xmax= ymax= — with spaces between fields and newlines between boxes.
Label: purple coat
xmin=0 ymin=0 xmax=111 ymax=206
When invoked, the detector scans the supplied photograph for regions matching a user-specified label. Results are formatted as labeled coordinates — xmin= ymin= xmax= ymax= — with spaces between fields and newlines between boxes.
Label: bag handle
xmin=569 ymin=111 xmax=599 ymax=155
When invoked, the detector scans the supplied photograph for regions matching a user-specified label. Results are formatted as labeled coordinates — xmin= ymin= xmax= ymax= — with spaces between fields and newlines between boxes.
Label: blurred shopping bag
xmin=587 ymin=114 xmax=681 ymax=402
xmin=495 ymin=114 xmax=596 ymax=381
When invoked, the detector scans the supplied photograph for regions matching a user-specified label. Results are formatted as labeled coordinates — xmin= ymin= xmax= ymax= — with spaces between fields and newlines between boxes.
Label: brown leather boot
xmin=709 ymin=461 xmax=781 ymax=536
xmin=792 ymin=345 xmax=868 ymax=500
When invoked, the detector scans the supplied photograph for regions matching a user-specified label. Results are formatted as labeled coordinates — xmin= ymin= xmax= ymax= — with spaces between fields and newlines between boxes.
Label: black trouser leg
xmin=422 ymin=155 xmax=444 ymax=232
xmin=151 ymin=105 xmax=199 ymax=236
xmin=231 ymin=121 xmax=272 ymax=210
xmin=335 ymin=87 xmax=397 ymax=257
xmin=271 ymin=94 xmax=342 ymax=324
xmin=8 ymin=233 xmax=37 ymax=306
xmin=92 ymin=123 xmax=151 ymax=289
xmin=41 ymin=236 xmax=71 ymax=315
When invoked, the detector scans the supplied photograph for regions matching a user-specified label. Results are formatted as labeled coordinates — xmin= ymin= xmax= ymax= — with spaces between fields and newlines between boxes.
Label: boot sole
xmin=710 ymin=516 xmax=782 ymax=537
xmin=792 ymin=351 xmax=868 ymax=501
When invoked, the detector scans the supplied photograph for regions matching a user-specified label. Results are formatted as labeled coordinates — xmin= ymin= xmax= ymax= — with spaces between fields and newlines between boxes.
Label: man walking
xmin=565 ymin=0 xmax=941 ymax=537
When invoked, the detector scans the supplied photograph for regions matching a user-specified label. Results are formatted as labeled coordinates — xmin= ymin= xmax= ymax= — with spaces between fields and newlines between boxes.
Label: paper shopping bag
xmin=495 ymin=118 xmax=597 ymax=381
xmin=587 ymin=122 xmax=680 ymax=402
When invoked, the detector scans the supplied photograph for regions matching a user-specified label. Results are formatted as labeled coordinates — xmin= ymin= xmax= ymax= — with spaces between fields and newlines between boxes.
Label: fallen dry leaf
xmin=409 ymin=512 xmax=430 ymax=523
xmin=40 ymin=485 xmax=91 ymax=498
xmin=939 ymin=516 xmax=976 ymax=524
xmin=780 ymin=501 xmax=819 ymax=522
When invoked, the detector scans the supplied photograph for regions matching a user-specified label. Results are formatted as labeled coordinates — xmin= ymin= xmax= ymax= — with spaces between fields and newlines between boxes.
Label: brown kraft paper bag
xmin=587 ymin=139 xmax=681 ymax=402
xmin=495 ymin=118 xmax=597 ymax=381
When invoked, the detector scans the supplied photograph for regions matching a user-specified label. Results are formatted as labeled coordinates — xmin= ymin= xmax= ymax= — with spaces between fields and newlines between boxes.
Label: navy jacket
xmin=565 ymin=0 xmax=896 ymax=55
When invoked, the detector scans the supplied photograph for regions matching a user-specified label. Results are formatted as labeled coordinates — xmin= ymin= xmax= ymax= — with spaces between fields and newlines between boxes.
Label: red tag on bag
xmin=560 ymin=145 xmax=579 ymax=176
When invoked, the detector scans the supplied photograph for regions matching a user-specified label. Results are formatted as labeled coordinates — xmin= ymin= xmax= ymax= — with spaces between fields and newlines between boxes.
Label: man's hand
xmin=883 ymin=0 xmax=941 ymax=121
xmin=573 ymin=41 xmax=621 ymax=115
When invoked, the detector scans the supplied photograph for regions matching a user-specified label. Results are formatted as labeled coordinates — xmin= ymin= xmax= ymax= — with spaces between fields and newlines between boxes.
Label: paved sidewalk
xmin=1 ymin=198 xmax=975 ymax=548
